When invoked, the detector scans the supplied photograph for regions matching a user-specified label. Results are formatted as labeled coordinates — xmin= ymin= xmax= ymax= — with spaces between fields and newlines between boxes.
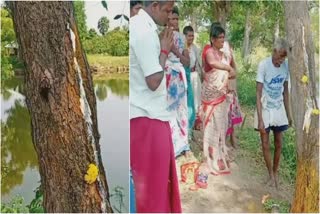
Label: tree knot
xmin=40 ymin=69 xmax=53 ymax=101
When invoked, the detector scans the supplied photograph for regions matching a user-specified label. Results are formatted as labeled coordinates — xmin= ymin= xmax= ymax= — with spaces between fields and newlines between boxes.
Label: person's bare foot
xmin=189 ymin=184 xmax=199 ymax=191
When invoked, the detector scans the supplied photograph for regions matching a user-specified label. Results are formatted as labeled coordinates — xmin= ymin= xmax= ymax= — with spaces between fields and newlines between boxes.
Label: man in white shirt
xmin=130 ymin=1 xmax=182 ymax=212
xmin=255 ymin=38 xmax=292 ymax=189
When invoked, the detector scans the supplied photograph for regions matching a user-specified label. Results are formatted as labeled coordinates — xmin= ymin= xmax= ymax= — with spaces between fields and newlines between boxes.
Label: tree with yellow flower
xmin=284 ymin=1 xmax=319 ymax=212
xmin=8 ymin=1 xmax=113 ymax=213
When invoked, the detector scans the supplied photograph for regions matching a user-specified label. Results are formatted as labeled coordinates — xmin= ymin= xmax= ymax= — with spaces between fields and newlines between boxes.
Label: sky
xmin=85 ymin=0 xmax=129 ymax=33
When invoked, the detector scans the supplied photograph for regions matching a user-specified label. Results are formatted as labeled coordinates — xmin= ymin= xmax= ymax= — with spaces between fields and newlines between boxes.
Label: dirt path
xmin=176 ymin=130 xmax=294 ymax=213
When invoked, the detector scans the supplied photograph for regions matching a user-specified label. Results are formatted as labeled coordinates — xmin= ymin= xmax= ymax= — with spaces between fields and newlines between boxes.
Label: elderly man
xmin=255 ymin=38 xmax=292 ymax=189
xmin=130 ymin=0 xmax=182 ymax=212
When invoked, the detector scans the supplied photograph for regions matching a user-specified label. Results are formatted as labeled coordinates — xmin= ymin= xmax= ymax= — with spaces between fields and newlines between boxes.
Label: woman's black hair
xmin=210 ymin=22 xmax=221 ymax=29
xmin=210 ymin=25 xmax=225 ymax=39
xmin=183 ymin=25 xmax=194 ymax=35
xmin=209 ymin=25 xmax=225 ymax=46
xmin=172 ymin=5 xmax=179 ymax=16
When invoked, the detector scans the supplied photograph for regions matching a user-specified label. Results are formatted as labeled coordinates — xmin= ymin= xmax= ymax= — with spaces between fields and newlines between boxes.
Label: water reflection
xmin=1 ymin=77 xmax=129 ymax=101
xmin=1 ymin=99 xmax=38 ymax=195
xmin=96 ymin=84 xmax=108 ymax=101
xmin=94 ymin=79 xmax=129 ymax=100
xmin=1 ymin=77 xmax=26 ymax=100
xmin=1 ymin=77 xmax=129 ymax=212
xmin=95 ymin=78 xmax=129 ymax=212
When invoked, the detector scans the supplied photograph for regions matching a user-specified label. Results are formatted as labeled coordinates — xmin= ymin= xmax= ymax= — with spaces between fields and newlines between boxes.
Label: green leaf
xmin=101 ymin=0 xmax=108 ymax=11
xmin=29 ymin=207 xmax=44 ymax=213
xmin=114 ymin=14 xmax=122 ymax=20
xmin=123 ymin=15 xmax=129 ymax=21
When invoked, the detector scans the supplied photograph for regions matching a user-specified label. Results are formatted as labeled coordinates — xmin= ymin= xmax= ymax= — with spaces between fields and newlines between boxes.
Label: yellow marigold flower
xmin=301 ymin=75 xmax=308 ymax=83
xmin=84 ymin=163 xmax=99 ymax=184
xmin=312 ymin=109 xmax=320 ymax=115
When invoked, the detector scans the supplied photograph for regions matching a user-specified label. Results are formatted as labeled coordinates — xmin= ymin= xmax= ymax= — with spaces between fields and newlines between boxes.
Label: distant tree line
xmin=74 ymin=1 xmax=129 ymax=56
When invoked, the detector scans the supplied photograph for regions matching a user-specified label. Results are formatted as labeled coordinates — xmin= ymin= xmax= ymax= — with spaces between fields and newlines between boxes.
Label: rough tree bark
xmin=10 ymin=2 xmax=113 ymax=213
xmin=284 ymin=1 xmax=319 ymax=213
xmin=212 ymin=0 xmax=231 ymax=29
xmin=242 ymin=9 xmax=251 ymax=60
xmin=190 ymin=14 xmax=197 ymax=33
xmin=274 ymin=17 xmax=280 ymax=40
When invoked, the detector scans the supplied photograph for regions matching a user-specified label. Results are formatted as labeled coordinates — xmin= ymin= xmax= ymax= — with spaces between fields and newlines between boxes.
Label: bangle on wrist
xmin=161 ymin=49 xmax=169 ymax=56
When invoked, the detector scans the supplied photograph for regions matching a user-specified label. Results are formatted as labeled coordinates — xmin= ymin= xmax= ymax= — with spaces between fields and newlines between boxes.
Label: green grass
xmin=87 ymin=54 xmax=128 ymax=68
xmin=279 ymin=128 xmax=297 ymax=185
xmin=263 ymin=198 xmax=290 ymax=213
xmin=237 ymin=71 xmax=256 ymax=109
xmin=93 ymin=73 xmax=128 ymax=81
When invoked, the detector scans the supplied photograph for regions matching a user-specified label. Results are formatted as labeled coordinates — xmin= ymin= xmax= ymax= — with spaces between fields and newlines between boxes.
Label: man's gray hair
xmin=273 ymin=38 xmax=289 ymax=51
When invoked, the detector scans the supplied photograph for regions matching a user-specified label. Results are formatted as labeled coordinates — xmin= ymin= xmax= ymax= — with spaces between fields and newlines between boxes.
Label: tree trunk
xmin=10 ymin=2 xmax=113 ymax=212
xmin=274 ymin=17 xmax=280 ymax=40
xmin=242 ymin=9 xmax=251 ymax=60
xmin=190 ymin=14 xmax=197 ymax=33
xmin=190 ymin=14 xmax=199 ymax=44
xmin=213 ymin=0 xmax=231 ymax=29
xmin=284 ymin=1 xmax=319 ymax=213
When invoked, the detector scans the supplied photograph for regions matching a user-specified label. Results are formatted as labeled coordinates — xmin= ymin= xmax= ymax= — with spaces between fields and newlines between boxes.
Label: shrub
xmin=83 ymin=29 xmax=129 ymax=56
xmin=1 ymin=196 xmax=29 ymax=213
xmin=1 ymin=55 xmax=14 ymax=81
xmin=1 ymin=186 xmax=44 ymax=213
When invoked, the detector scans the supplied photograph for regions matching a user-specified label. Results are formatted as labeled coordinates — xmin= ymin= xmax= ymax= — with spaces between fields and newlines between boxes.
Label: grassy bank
xmin=87 ymin=54 xmax=128 ymax=68
xmin=93 ymin=72 xmax=128 ymax=81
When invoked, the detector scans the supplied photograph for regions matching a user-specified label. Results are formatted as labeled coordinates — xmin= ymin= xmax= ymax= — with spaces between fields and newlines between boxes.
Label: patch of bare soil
xmin=176 ymin=130 xmax=294 ymax=213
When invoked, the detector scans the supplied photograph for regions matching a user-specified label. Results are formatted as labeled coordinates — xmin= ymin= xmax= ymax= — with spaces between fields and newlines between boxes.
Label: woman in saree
xmin=201 ymin=43 xmax=243 ymax=148
xmin=165 ymin=33 xmax=189 ymax=157
xmin=165 ymin=8 xmax=191 ymax=157
xmin=209 ymin=22 xmax=243 ymax=149
xmin=167 ymin=6 xmax=195 ymax=149
xmin=195 ymin=25 xmax=236 ymax=187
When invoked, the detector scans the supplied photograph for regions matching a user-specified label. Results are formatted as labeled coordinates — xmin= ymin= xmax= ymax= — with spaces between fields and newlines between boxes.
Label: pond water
xmin=1 ymin=76 xmax=129 ymax=212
